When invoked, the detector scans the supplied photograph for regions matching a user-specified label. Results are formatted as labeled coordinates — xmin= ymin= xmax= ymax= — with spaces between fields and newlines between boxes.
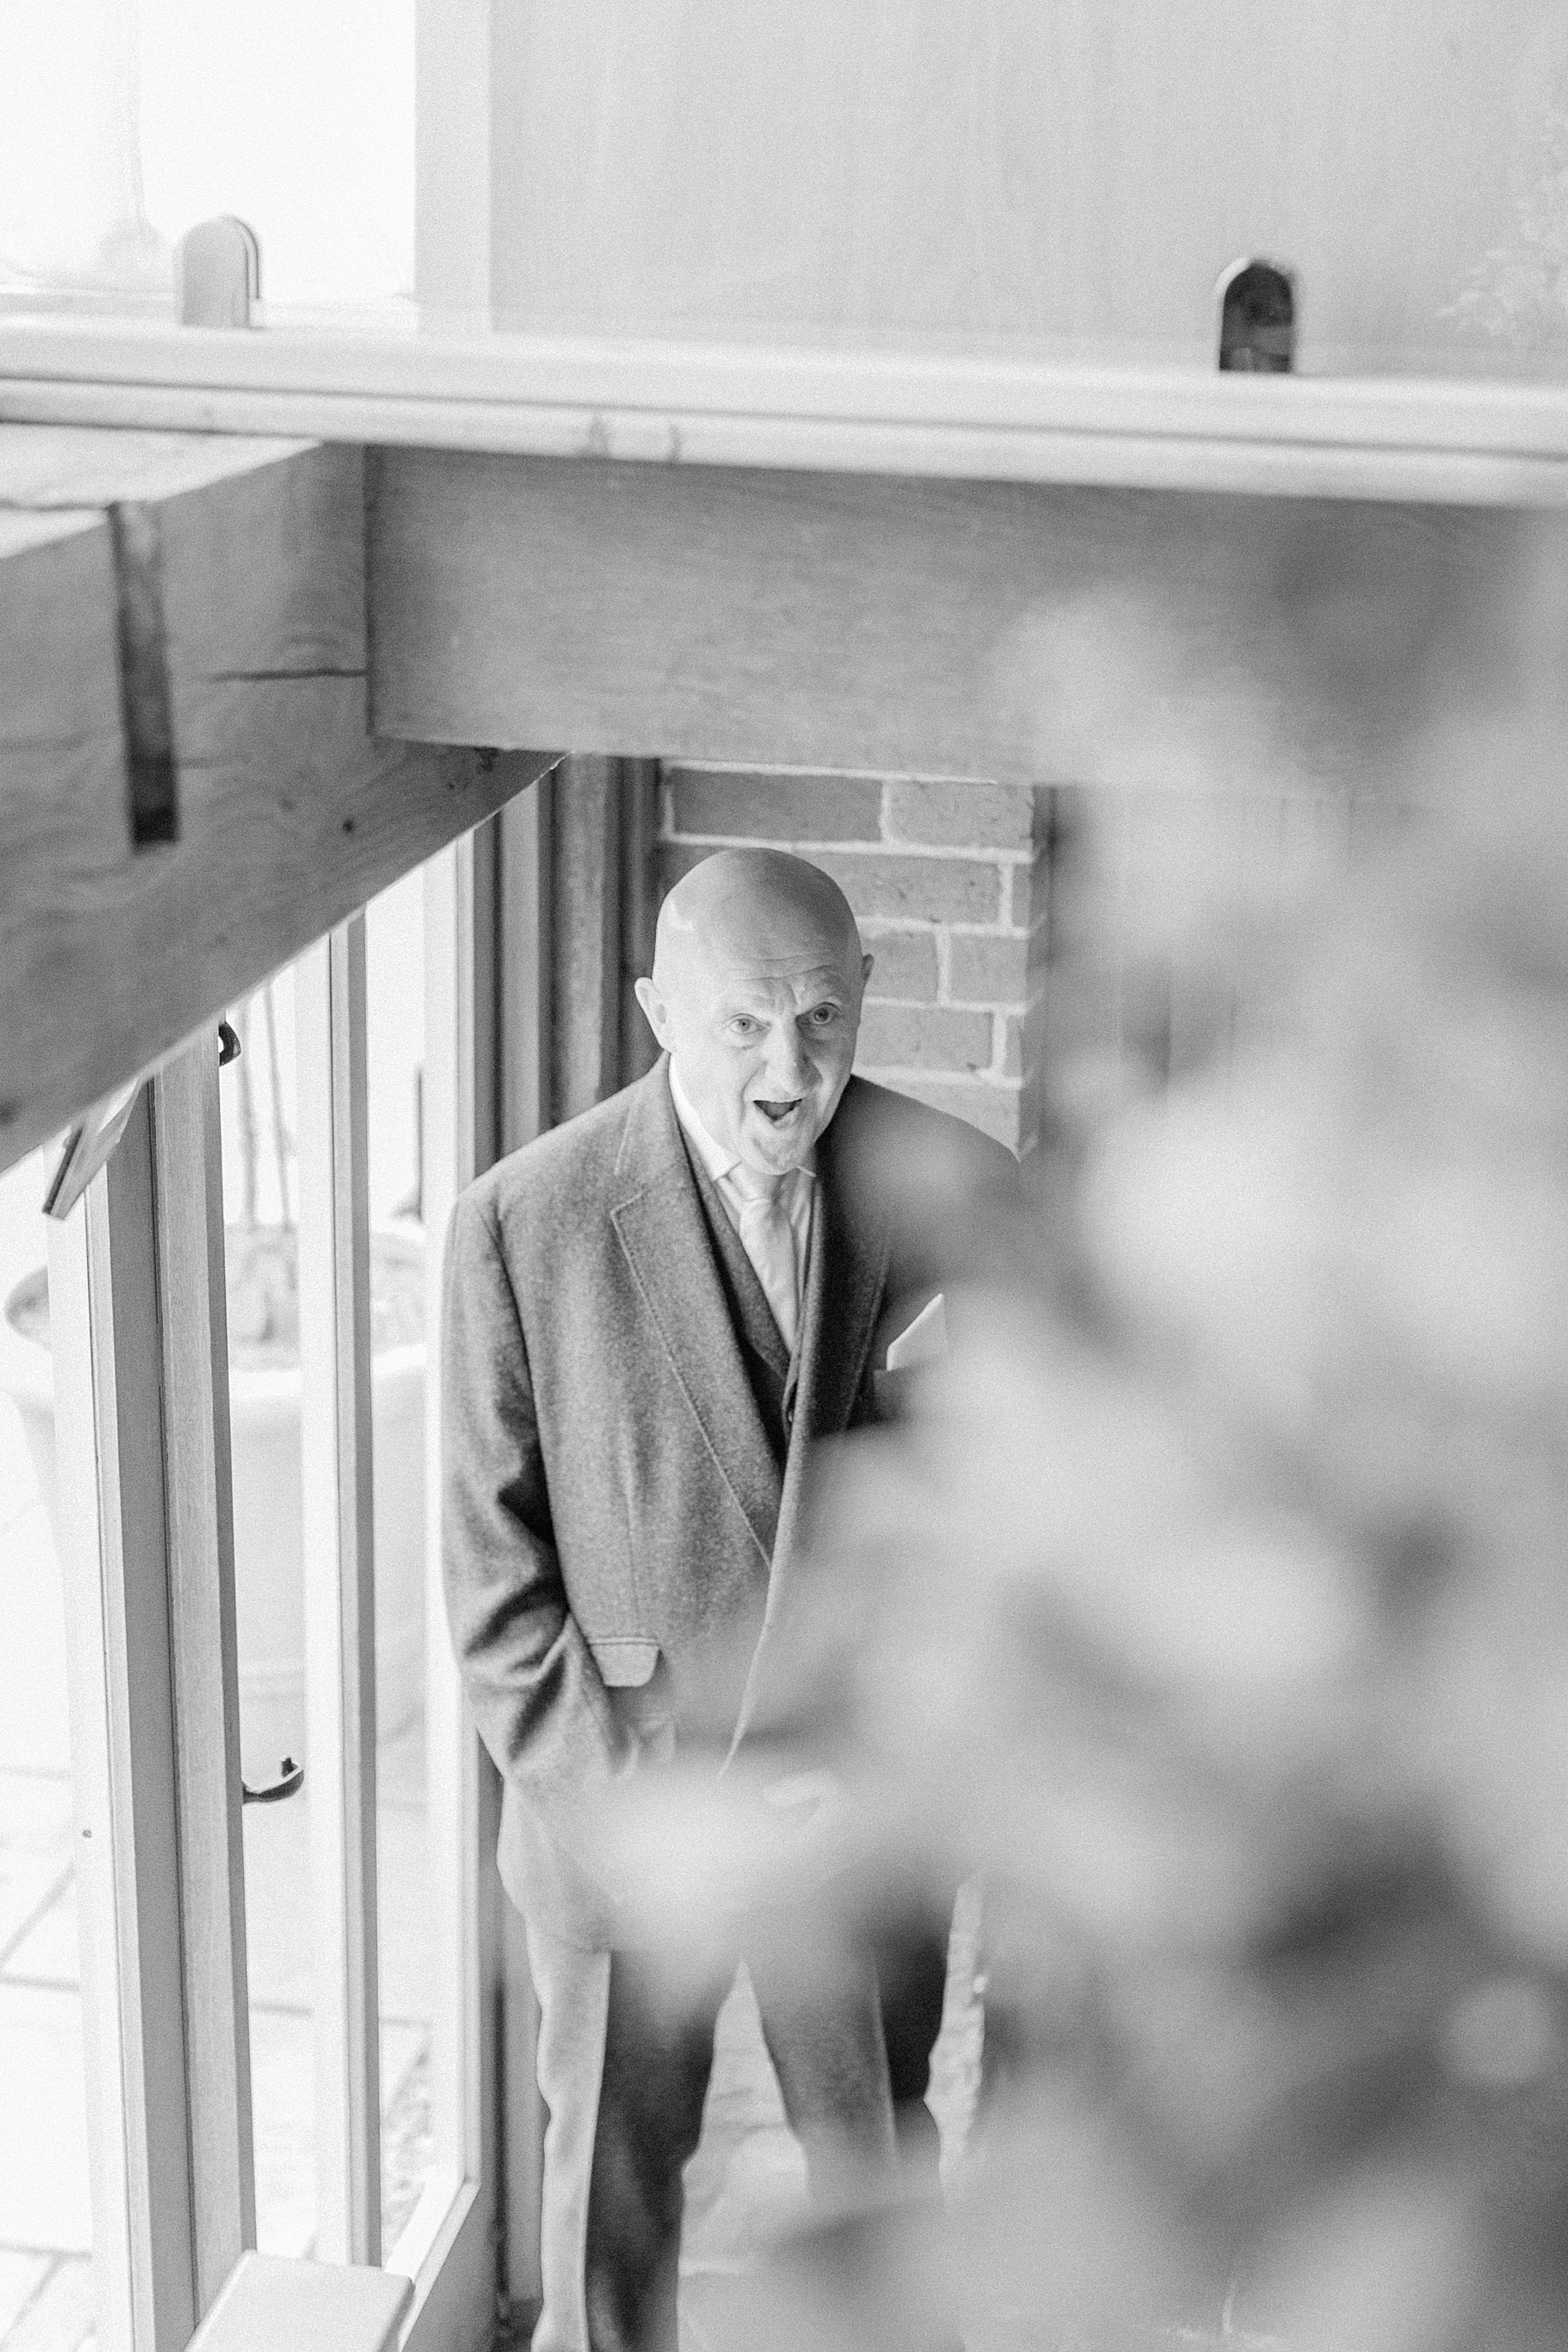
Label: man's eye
xmin=808 ymin=1006 xmax=840 ymax=1025
xmin=729 ymin=1018 xmax=760 ymax=1037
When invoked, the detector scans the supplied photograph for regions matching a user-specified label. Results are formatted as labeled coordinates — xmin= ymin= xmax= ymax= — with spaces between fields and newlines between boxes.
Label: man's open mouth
xmin=753 ymin=1098 xmax=804 ymax=1126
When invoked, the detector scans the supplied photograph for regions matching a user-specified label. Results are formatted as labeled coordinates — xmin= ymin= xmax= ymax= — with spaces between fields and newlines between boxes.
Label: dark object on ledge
xmin=242 ymin=1757 xmax=304 ymax=1806
xmin=1216 ymin=257 xmax=1297 ymax=372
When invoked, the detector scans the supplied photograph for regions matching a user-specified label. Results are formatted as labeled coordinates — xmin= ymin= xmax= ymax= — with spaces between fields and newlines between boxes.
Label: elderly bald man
xmin=442 ymin=847 xmax=1014 ymax=2352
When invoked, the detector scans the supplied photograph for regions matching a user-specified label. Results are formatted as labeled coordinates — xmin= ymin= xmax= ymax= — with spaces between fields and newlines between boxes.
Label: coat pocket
xmin=589 ymin=1636 xmax=673 ymax=1765
xmin=587 ymin=1635 xmax=661 ymax=1689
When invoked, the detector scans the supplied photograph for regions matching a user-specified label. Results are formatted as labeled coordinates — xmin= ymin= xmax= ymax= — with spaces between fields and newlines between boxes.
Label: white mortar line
xmin=660 ymin=829 xmax=1033 ymax=868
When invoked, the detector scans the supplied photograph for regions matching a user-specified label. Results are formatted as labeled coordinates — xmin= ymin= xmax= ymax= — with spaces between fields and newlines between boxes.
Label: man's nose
xmin=762 ymin=1024 xmax=810 ymax=1092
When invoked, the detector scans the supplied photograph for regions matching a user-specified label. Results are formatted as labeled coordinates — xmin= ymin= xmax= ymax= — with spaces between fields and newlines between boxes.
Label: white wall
xmin=491 ymin=0 xmax=1568 ymax=368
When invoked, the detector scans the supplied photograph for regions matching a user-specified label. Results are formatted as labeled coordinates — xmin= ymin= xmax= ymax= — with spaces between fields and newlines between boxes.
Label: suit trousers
xmin=523 ymin=1915 xmax=951 ymax=2352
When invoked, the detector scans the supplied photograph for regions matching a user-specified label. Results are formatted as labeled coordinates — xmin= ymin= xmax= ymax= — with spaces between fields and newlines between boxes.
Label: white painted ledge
xmin=3 ymin=317 xmax=1568 ymax=502
xmin=188 ymin=2254 xmax=412 ymax=2352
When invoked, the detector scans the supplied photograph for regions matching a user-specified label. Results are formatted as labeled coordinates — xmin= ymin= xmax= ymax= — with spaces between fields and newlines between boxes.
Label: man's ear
xmin=860 ymin=951 xmax=875 ymax=994
xmin=633 ymin=975 xmax=671 ymax=1049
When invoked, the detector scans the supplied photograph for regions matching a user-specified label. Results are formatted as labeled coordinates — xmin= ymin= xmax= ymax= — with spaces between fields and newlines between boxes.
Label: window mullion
xmin=419 ymin=833 xmax=495 ymax=2216
xmin=47 ymin=1087 xmax=199 ymax=2352
xmin=384 ymin=829 xmax=510 ymax=2347
xmin=296 ymin=916 xmax=383 ymax=2267
xmin=147 ymin=1037 xmax=257 ymax=2306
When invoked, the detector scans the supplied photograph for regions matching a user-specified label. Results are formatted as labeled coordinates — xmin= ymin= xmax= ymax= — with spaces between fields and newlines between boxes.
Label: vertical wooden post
xmin=550 ymin=756 xmax=622 ymax=1121
xmin=498 ymin=771 xmax=554 ymax=1152
xmin=618 ymin=760 xmax=661 ymax=1088
xmin=296 ymin=919 xmax=383 ymax=2267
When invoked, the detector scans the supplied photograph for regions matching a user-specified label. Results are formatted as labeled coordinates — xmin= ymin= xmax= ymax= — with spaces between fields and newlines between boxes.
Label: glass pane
xmin=138 ymin=0 xmax=415 ymax=311
xmin=364 ymin=870 xmax=434 ymax=2259
xmin=221 ymin=890 xmax=433 ymax=2261
xmin=220 ymin=908 xmax=434 ymax=2258
xmin=0 ymin=1150 xmax=98 ymax=2352
xmin=1 ymin=0 xmax=413 ymax=310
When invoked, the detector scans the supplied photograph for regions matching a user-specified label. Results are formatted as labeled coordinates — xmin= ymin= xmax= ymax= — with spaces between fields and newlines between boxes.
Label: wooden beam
xmin=368 ymin=448 xmax=1551 ymax=786
xmin=0 ymin=505 xmax=127 ymax=897
xmin=0 ymin=422 xmax=557 ymax=1177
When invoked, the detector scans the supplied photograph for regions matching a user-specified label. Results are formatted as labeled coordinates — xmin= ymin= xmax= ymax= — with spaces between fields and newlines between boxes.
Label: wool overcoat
xmin=441 ymin=1056 xmax=1012 ymax=1947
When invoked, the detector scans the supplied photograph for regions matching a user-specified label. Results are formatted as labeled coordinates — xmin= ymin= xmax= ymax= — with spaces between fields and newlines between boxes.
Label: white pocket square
xmin=884 ymin=1291 xmax=947 ymax=1371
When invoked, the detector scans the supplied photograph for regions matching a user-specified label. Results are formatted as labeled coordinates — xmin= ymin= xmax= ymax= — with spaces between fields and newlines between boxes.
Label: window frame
xmin=47 ymin=1040 xmax=254 ymax=2352
xmin=45 ymin=811 xmax=532 ymax=2352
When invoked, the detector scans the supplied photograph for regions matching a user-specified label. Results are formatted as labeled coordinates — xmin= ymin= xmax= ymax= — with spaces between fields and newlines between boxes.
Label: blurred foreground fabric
xmin=584 ymin=742 xmax=1568 ymax=2352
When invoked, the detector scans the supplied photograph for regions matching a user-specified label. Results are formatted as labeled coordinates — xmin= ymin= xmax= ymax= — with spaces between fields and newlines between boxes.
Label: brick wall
xmin=655 ymin=766 xmax=1052 ymax=1156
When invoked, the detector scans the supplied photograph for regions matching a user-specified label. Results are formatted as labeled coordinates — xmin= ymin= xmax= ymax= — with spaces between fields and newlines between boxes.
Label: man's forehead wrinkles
xmin=712 ymin=957 xmax=845 ymax=983
xmin=708 ymin=963 xmax=848 ymax=1003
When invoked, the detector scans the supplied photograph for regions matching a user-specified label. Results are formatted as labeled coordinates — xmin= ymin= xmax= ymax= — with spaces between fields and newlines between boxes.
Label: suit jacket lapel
xmin=792 ymin=1091 xmax=888 ymax=1447
xmin=764 ymin=1083 xmax=889 ymax=1630
xmin=610 ymin=1062 xmax=781 ymax=1569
